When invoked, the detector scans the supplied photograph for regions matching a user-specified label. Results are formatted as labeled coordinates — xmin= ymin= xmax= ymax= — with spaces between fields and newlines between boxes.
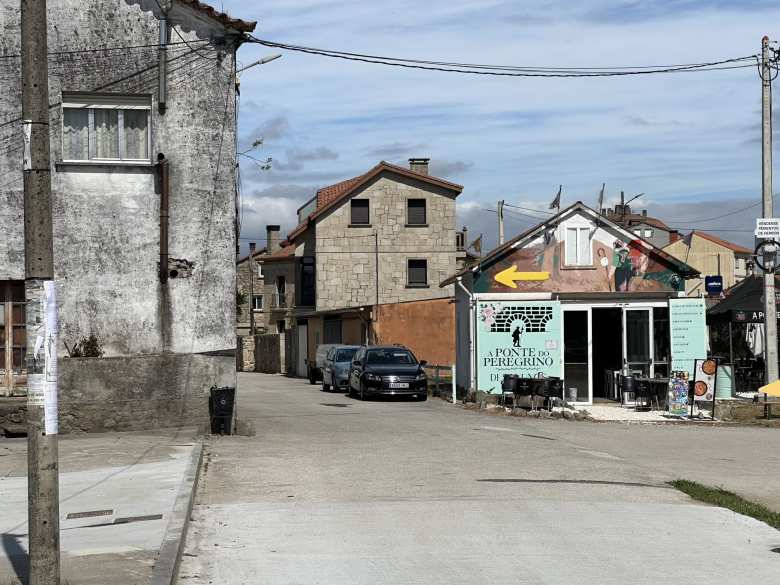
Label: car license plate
xmin=388 ymin=382 xmax=409 ymax=389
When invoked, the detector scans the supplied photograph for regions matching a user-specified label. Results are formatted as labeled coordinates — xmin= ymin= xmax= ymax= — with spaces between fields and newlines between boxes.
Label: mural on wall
xmin=474 ymin=221 xmax=685 ymax=294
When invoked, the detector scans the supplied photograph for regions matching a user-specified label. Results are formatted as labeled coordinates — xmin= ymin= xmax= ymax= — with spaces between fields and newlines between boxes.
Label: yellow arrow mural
xmin=494 ymin=265 xmax=550 ymax=288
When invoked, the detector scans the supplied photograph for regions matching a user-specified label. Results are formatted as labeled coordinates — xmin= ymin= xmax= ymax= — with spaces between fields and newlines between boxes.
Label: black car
xmin=347 ymin=345 xmax=428 ymax=401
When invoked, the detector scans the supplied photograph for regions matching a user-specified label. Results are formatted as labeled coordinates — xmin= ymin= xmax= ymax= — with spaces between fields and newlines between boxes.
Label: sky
xmin=218 ymin=0 xmax=780 ymax=254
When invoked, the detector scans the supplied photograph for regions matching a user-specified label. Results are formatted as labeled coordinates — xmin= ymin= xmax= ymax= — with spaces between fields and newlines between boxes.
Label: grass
xmin=669 ymin=479 xmax=780 ymax=531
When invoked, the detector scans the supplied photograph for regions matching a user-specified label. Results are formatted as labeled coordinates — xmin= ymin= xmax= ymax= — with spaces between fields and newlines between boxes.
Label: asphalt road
xmin=178 ymin=373 xmax=780 ymax=585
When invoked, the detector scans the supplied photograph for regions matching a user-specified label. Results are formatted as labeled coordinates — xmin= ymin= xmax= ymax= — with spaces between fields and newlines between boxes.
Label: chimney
xmin=249 ymin=242 xmax=256 ymax=257
xmin=266 ymin=224 xmax=281 ymax=252
xmin=408 ymin=157 xmax=430 ymax=175
xmin=642 ymin=209 xmax=647 ymax=217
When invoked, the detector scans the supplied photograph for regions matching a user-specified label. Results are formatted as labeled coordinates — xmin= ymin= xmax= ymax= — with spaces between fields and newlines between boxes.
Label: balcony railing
xmin=271 ymin=292 xmax=293 ymax=309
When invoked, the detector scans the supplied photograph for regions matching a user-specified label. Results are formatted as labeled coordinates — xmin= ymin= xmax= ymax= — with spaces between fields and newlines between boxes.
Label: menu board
xmin=475 ymin=300 xmax=562 ymax=394
xmin=669 ymin=298 xmax=707 ymax=376
xmin=692 ymin=358 xmax=718 ymax=402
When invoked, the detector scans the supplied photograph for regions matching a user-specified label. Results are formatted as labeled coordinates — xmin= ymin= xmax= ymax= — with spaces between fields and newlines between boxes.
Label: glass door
xmin=563 ymin=310 xmax=590 ymax=402
xmin=623 ymin=309 xmax=653 ymax=377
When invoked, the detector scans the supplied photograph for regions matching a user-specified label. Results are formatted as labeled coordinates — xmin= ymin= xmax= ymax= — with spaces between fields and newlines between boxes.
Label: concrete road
xmin=178 ymin=374 xmax=780 ymax=585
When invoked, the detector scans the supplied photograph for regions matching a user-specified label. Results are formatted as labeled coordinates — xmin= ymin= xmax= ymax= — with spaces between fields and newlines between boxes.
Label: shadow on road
xmin=1 ymin=532 xmax=28 ymax=585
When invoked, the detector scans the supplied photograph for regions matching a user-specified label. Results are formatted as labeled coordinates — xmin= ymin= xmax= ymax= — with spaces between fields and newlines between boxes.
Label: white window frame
xmin=61 ymin=93 xmax=152 ymax=163
xmin=252 ymin=294 xmax=264 ymax=311
xmin=643 ymin=229 xmax=653 ymax=238
xmin=565 ymin=227 xmax=592 ymax=267
xmin=255 ymin=261 xmax=263 ymax=279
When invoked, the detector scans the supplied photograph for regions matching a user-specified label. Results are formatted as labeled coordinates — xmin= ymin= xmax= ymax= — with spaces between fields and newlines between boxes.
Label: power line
xmin=249 ymin=37 xmax=758 ymax=78
xmin=0 ymin=39 xmax=210 ymax=60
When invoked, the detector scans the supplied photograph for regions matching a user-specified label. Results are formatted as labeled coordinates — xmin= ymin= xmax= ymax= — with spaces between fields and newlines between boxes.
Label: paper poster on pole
xmin=43 ymin=281 xmax=58 ymax=435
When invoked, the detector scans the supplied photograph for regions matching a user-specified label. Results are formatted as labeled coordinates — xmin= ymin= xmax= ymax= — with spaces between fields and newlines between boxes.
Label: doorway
xmin=592 ymin=308 xmax=623 ymax=399
xmin=563 ymin=310 xmax=589 ymax=402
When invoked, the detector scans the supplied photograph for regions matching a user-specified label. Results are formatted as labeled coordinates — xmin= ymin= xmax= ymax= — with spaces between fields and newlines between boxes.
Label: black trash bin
xmin=209 ymin=386 xmax=235 ymax=435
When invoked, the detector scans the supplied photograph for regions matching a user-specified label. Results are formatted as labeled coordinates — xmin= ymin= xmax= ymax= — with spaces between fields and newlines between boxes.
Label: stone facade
xmin=311 ymin=171 xmax=458 ymax=311
xmin=0 ymin=0 xmax=252 ymax=430
xmin=261 ymin=254 xmax=297 ymax=333
xmin=236 ymin=253 xmax=268 ymax=335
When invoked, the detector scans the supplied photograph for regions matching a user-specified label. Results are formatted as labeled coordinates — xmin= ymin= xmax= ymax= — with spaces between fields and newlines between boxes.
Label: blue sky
xmin=221 ymin=0 xmax=780 ymax=252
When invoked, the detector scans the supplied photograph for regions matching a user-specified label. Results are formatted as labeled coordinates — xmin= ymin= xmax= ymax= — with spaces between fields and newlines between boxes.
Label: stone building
xmin=277 ymin=158 xmax=465 ymax=378
xmin=0 ymin=0 xmax=254 ymax=430
xmin=236 ymin=225 xmax=282 ymax=336
xmin=601 ymin=202 xmax=680 ymax=249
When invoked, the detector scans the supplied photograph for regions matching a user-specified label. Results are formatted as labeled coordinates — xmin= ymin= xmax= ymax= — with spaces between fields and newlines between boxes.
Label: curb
xmin=150 ymin=439 xmax=204 ymax=585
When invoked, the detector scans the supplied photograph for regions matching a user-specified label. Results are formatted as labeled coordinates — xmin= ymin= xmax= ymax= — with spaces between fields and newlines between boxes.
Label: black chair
xmin=511 ymin=378 xmax=533 ymax=411
xmin=501 ymin=374 xmax=519 ymax=407
xmin=620 ymin=374 xmax=635 ymax=407
xmin=634 ymin=378 xmax=652 ymax=411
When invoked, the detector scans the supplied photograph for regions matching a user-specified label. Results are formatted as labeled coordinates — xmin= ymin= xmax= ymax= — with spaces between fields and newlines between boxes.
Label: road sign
xmin=704 ymin=275 xmax=723 ymax=295
xmin=755 ymin=218 xmax=780 ymax=239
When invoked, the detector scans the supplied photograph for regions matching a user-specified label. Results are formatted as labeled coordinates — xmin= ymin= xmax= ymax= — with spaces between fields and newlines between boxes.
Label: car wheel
xmin=417 ymin=392 xmax=428 ymax=402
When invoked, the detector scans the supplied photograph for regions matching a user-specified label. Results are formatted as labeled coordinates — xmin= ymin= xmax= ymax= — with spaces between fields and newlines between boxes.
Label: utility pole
xmin=497 ymin=200 xmax=505 ymax=245
xmin=761 ymin=35 xmax=779 ymax=387
xmin=248 ymin=242 xmax=256 ymax=336
xmin=21 ymin=0 xmax=61 ymax=583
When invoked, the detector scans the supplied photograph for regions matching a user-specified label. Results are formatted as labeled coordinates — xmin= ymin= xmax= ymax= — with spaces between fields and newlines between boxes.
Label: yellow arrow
xmin=494 ymin=266 xmax=550 ymax=288
xmin=759 ymin=380 xmax=780 ymax=398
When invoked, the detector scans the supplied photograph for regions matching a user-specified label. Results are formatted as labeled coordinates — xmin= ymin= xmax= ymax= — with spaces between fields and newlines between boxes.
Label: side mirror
xmin=419 ymin=360 xmax=428 ymax=367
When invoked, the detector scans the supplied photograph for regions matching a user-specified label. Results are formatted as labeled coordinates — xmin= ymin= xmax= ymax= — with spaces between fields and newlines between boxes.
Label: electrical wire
xmin=0 ymin=39 xmax=210 ymax=60
xmin=249 ymin=37 xmax=758 ymax=78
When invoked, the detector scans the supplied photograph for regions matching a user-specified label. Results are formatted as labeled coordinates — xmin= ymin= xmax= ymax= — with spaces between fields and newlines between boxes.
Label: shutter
xmin=408 ymin=260 xmax=427 ymax=285
xmin=351 ymin=200 xmax=369 ymax=224
xmin=407 ymin=199 xmax=426 ymax=225
xmin=565 ymin=228 xmax=578 ymax=265
xmin=578 ymin=228 xmax=591 ymax=265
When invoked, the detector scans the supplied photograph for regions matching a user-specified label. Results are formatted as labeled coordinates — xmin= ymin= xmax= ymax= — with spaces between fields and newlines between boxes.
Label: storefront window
xmin=653 ymin=307 xmax=670 ymax=378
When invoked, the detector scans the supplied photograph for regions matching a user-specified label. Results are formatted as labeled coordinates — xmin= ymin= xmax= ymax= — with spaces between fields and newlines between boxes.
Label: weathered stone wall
xmin=56 ymin=353 xmax=234 ymax=433
xmin=0 ymin=1 xmax=242 ymax=418
xmin=236 ymin=335 xmax=255 ymax=372
xmin=255 ymin=333 xmax=284 ymax=373
xmin=313 ymin=172 xmax=457 ymax=311
xmin=261 ymin=258 xmax=297 ymax=331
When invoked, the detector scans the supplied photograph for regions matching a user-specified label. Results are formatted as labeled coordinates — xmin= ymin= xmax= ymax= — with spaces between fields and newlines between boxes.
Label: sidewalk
xmin=0 ymin=427 xmax=201 ymax=585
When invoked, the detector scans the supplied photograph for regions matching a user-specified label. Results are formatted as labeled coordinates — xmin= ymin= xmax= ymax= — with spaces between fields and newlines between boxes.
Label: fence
xmin=424 ymin=364 xmax=455 ymax=400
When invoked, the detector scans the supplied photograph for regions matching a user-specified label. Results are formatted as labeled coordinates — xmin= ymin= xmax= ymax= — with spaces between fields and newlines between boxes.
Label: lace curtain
xmin=94 ymin=109 xmax=118 ymax=158
xmin=123 ymin=110 xmax=148 ymax=159
xmin=62 ymin=109 xmax=88 ymax=160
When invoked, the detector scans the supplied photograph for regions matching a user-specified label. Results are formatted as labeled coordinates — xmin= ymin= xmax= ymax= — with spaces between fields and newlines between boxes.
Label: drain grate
xmin=113 ymin=514 xmax=163 ymax=524
xmin=67 ymin=509 xmax=113 ymax=520
xmin=320 ymin=403 xmax=350 ymax=408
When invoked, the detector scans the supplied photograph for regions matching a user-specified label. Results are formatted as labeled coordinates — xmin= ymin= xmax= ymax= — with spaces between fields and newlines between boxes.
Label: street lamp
xmin=237 ymin=53 xmax=282 ymax=74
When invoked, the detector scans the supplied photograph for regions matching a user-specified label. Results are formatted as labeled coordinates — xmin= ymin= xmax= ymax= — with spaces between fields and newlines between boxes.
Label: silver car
xmin=322 ymin=345 xmax=361 ymax=392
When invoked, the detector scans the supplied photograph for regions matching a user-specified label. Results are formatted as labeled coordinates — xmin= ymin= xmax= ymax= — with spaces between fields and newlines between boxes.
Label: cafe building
xmin=443 ymin=202 xmax=707 ymax=405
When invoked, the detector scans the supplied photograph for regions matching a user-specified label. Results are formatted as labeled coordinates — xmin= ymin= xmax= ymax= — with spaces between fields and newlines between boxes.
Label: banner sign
xmin=668 ymin=371 xmax=689 ymax=416
xmin=669 ymin=298 xmax=707 ymax=376
xmin=475 ymin=300 xmax=562 ymax=394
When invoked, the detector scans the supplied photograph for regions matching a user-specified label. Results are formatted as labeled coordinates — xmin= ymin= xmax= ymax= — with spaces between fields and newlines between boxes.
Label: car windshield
xmin=335 ymin=348 xmax=357 ymax=362
xmin=365 ymin=349 xmax=416 ymax=365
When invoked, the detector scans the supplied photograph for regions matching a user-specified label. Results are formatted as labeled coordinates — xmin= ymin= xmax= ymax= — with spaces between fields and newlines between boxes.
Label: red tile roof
xmin=691 ymin=231 xmax=752 ymax=255
xmin=179 ymin=0 xmax=257 ymax=33
xmin=261 ymin=245 xmax=295 ymax=262
xmin=287 ymin=160 xmax=463 ymax=243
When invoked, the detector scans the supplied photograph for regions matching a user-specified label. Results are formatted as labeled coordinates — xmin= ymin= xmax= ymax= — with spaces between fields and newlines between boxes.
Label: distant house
xmin=236 ymin=225 xmax=283 ymax=336
xmin=274 ymin=158 xmax=467 ymax=377
xmin=601 ymin=204 xmax=680 ymax=249
xmin=663 ymin=231 xmax=752 ymax=295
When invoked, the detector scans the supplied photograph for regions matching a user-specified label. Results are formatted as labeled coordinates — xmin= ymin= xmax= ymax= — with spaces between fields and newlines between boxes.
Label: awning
xmin=708 ymin=276 xmax=780 ymax=323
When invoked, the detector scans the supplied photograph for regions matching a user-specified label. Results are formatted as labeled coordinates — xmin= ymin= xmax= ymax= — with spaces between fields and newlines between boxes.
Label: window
xmin=275 ymin=276 xmax=286 ymax=307
xmin=633 ymin=229 xmax=641 ymax=236
xmin=407 ymin=259 xmax=428 ymax=287
xmin=455 ymin=231 xmax=465 ymax=251
xmin=644 ymin=229 xmax=653 ymax=238
xmin=299 ymin=257 xmax=315 ymax=306
xmin=323 ymin=319 xmax=343 ymax=344
xmin=276 ymin=320 xmax=286 ymax=333
xmin=255 ymin=262 xmax=263 ymax=279
xmin=407 ymin=199 xmax=427 ymax=225
xmin=62 ymin=94 xmax=151 ymax=162
xmin=350 ymin=199 xmax=370 ymax=225
xmin=0 ymin=281 xmax=26 ymax=397
xmin=252 ymin=295 xmax=263 ymax=310
xmin=565 ymin=227 xmax=592 ymax=266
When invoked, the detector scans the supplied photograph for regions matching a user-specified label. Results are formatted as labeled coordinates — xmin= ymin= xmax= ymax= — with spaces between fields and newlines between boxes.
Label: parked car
xmin=309 ymin=344 xmax=341 ymax=384
xmin=322 ymin=345 xmax=361 ymax=392
xmin=347 ymin=345 xmax=428 ymax=401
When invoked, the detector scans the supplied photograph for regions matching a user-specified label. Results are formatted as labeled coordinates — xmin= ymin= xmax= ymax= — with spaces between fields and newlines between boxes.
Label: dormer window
xmin=565 ymin=227 xmax=592 ymax=266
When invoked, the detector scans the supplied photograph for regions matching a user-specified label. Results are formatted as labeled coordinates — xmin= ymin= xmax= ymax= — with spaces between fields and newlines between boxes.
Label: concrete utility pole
xmin=21 ymin=0 xmax=61 ymax=583
xmin=761 ymin=35 xmax=779 ymax=387
xmin=497 ymin=200 xmax=505 ymax=245
xmin=248 ymin=242 xmax=256 ymax=335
